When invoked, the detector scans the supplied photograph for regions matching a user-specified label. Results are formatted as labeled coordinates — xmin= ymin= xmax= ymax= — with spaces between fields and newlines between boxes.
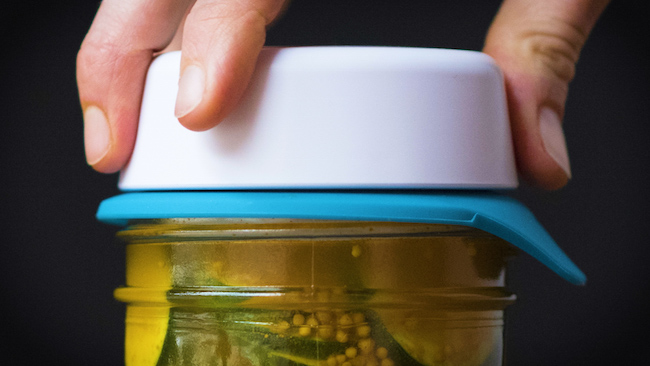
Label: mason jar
xmin=97 ymin=47 xmax=585 ymax=366
xmin=114 ymin=218 xmax=515 ymax=366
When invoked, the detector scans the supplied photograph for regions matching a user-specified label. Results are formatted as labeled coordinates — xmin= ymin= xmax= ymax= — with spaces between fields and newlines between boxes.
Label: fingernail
xmin=175 ymin=65 xmax=205 ymax=118
xmin=83 ymin=105 xmax=111 ymax=166
xmin=539 ymin=107 xmax=572 ymax=179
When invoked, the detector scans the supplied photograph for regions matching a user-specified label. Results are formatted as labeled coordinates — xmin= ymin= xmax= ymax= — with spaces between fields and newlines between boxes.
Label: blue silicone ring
xmin=97 ymin=191 xmax=586 ymax=285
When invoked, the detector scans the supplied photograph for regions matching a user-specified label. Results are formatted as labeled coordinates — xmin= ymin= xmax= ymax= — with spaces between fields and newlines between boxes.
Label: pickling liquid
xmin=114 ymin=220 xmax=516 ymax=366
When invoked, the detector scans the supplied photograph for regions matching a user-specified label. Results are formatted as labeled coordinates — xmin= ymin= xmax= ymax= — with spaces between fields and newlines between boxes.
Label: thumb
xmin=484 ymin=0 xmax=609 ymax=190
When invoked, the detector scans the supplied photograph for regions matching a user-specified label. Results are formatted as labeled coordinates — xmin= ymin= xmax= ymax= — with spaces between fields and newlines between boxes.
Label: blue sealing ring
xmin=97 ymin=191 xmax=585 ymax=285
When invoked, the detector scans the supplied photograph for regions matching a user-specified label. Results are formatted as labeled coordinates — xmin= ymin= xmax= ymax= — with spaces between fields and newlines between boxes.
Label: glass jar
xmin=114 ymin=218 xmax=516 ymax=366
xmin=98 ymin=47 xmax=586 ymax=366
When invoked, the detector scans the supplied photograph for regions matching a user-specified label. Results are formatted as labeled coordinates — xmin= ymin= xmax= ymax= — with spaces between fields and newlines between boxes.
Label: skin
xmin=77 ymin=0 xmax=610 ymax=190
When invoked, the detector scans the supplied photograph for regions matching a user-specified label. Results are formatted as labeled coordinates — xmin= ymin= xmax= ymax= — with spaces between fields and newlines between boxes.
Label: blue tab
xmin=97 ymin=191 xmax=586 ymax=285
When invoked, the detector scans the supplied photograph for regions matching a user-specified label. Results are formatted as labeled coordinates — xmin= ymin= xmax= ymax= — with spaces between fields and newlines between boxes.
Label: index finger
xmin=77 ymin=0 xmax=193 ymax=172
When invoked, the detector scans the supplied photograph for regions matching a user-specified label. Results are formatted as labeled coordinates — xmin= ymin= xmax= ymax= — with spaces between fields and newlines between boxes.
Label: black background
xmin=1 ymin=1 xmax=649 ymax=365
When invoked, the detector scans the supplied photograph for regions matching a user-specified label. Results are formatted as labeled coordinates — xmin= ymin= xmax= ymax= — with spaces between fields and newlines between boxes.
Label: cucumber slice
xmin=125 ymin=306 xmax=170 ymax=366
xmin=372 ymin=309 xmax=499 ymax=366
xmin=267 ymin=352 xmax=324 ymax=366
xmin=155 ymin=307 xmax=347 ymax=365
xmin=152 ymin=307 xmax=425 ymax=366
xmin=123 ymin=243 xmax=172 ymax=366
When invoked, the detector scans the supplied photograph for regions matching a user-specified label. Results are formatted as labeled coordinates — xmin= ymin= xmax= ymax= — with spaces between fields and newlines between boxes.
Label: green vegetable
xmin=154 ymin=306 xmax=421 ymax=366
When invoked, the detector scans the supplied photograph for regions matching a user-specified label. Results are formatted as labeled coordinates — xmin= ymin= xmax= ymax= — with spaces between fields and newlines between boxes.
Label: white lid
xmin=120 ymin=46 xmax=517 ymax=190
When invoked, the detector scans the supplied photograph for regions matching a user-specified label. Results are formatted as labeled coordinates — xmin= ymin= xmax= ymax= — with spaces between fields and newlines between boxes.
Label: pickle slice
xmin=123 ymin=243 xmax=172 ymax=366
xmin=372 ymin=310 xmax=499 ymax=366
xmin=125 ymin=306 xmax=170 ymax=366
xmin=153 ymin=306 xmax=425 ymax=366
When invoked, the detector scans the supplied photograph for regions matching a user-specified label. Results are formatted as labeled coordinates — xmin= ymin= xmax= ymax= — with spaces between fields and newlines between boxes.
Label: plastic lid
xmin=97 ymin=191 xmax=586 ymax=285
xmin=119 ymin=47 xmax=517 ymax=190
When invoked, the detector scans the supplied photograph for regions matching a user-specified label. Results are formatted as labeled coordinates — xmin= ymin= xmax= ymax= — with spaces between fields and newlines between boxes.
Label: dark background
xmin=1 ymin=1 xmax=648 ymax=365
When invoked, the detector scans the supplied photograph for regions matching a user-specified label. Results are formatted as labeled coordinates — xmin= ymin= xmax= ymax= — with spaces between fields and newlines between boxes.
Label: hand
xmin=78 ymin=0 xmax=609 ymax=190
xmin=483 ymin=0 xmax=609 ymax=189
xmin=77 ymin=0 xmax=288 ymax=173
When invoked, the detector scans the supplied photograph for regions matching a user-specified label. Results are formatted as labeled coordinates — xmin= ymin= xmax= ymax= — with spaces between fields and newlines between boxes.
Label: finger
xmin=173 ymin=0 xmax=288 ymax=131
xmin=484 ymin=0 xmax=609 ymax=190
xmin=77 ymin=0 xmax=193 ymax=173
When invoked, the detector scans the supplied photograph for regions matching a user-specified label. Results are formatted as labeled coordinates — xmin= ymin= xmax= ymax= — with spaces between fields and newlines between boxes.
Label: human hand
xmin=77 ymin=0 xmax=288 ymax=173
xmin=78 ymin=0 xmax=609 ymax=190
xmin=483 ymin=0 xmax=609 ymax=189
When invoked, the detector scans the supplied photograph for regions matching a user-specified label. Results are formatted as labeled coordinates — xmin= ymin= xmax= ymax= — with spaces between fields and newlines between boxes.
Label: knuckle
xmin=183 ymin=2 xmax=267 ymax=53
xmin=520 ymin=24 xmax=586 ymax=83
xmin=77 ymin=39 xmax=115 ymax=73
xmin=190 ymin=0 xmax=279 ymax=25
xmin=77 ymin=31 xmax=127 ymax=79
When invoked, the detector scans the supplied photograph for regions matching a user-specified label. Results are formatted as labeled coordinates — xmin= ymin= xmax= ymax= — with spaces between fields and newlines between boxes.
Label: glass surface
xmin=115 ymin=219 xmax=516 ymax=366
